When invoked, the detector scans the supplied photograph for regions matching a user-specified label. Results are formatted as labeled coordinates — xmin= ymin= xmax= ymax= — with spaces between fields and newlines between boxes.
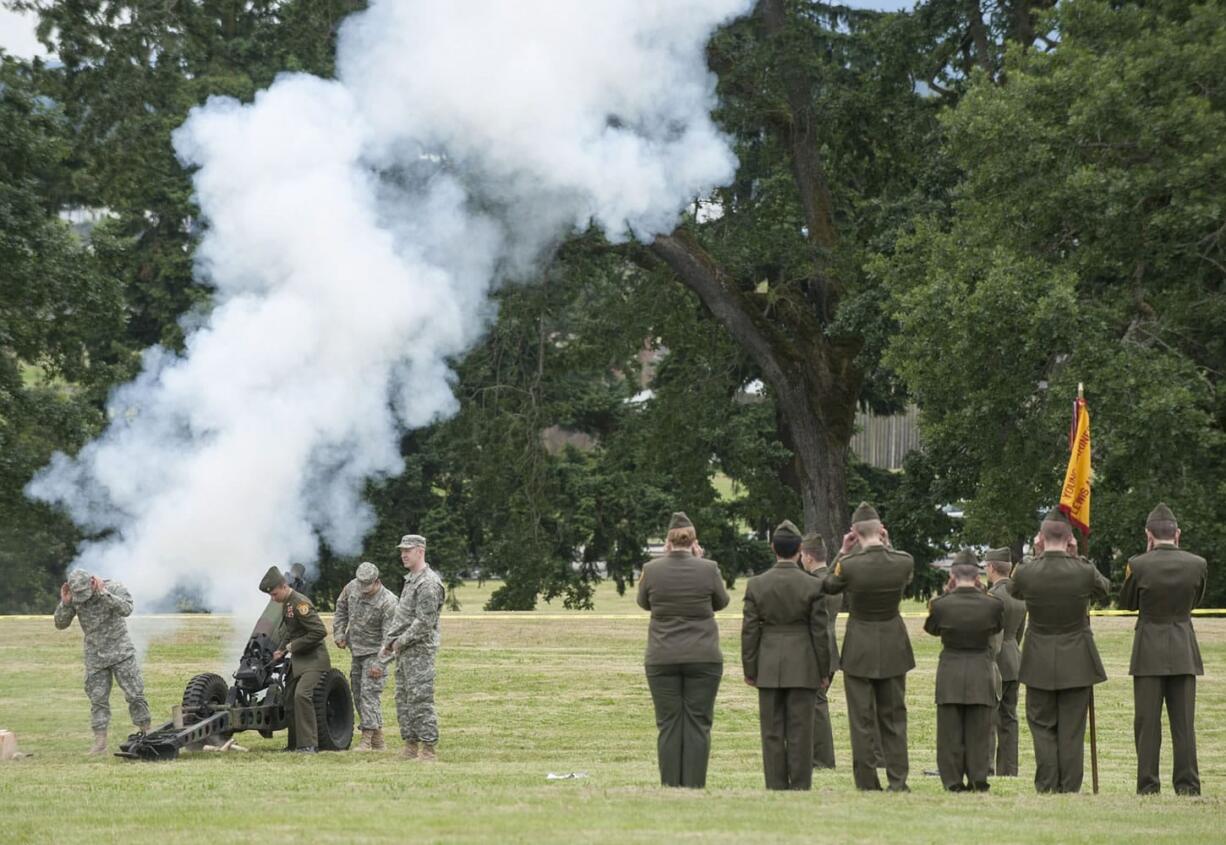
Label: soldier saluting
xmin=985 ymin=547 xmax=1026 ymax=777
xmin=923 ymin=550 xmax=1004 ymax=792
xmin=259 ymin=565 xmax=331 ymax=753
xmin=799 ymin=532 xmax=842 ymax=771
xmin=823 ymin=501 xmax=915 ymax=792
xmin=54 ymin=569 xmax=152 ymax=754
xmin=1011 ymin=509 xmax=1109 ymax=793
xmin=742 ymin=520 xmax=831 ymax=790
xmin=1119 ymin=503 xmax=1206 ymax=796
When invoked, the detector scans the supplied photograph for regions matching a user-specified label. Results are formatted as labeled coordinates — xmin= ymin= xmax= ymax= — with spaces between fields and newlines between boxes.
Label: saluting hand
xmin=691 ymin=542 xmax=704 ymax=559
xmin=840 ymin=530 xmax=857 ymax=555
xmin=60 ymin=583 xmax=72 ymax=605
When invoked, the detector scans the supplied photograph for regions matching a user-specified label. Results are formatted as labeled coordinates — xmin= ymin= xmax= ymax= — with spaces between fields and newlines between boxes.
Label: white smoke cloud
xmin=28 ymin=0 xmax=750 ymax=623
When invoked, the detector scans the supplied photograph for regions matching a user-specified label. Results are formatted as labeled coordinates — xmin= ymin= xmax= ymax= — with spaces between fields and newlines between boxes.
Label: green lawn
xmin=0 ymin=581 xmax=1222 ymax=843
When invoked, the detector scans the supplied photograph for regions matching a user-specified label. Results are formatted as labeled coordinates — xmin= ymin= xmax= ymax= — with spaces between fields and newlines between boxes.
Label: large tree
xmin=879 ymin=0 xmax=1226 ymax=600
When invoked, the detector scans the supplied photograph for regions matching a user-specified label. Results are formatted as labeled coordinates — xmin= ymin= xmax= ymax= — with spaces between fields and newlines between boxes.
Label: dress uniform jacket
xmin=637 ymin=551 xmax=730 ymax=664
xmin=925 ymin=587 xmax=1004 ymax=705
xmin=742 ymin=561 xmax=831 ymax=687
xmin=1118 ymin=544 xmax=1206 ymax=676
xmin=988 ymin=577 xmax=1026 ymax=683
xmin=1011 ymin=552 xmax=1108 ymax=690
xmin=822 ymin=545 xmax=915 ymax=678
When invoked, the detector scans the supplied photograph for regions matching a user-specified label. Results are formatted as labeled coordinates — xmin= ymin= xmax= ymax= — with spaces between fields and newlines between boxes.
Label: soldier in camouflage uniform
xmin=380 ymin=534 xmax=446 ymax=762
xmin=333 ymin=561 xmax=398 ymax=751
xmin=53 ymin=569 xmax=151 ymax=754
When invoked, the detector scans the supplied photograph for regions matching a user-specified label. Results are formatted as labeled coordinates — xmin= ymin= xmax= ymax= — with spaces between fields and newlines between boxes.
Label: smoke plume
xmin=29 ymin=0 xmax=750 ymax=619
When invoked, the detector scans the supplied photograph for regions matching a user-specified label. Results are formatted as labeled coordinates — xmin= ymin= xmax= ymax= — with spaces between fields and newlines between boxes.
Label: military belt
xmin=1028 ymin=620 xmax=1090 ymax=635
xmin=1138 ymin=613 xmax=1192 ymax=624
xmin=847 ymin=610 xmax=901 ymax=622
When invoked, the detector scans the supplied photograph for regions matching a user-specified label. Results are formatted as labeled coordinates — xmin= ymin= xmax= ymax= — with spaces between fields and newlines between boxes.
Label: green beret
xmin=772 ymin=520 xmax=802 ymax=542
xmin=851 ymin=501 xmax=880 ymax=525
xmin=1145 ymin=502 xmax=1177 ymax=530
xmin=801 ymin=532 xmax=825 ymax=557
xmin=667 ymin=511 xmax=694 ymax=531
xmin=983 ymin=547 xmax=1012 ymax=564
xmin=951 ymin=549 xmax=980 ymax=568
xmin=259 ymin=565 xmax=286 ymax=594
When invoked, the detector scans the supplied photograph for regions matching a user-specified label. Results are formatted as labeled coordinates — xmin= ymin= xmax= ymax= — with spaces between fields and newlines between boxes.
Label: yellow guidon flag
xmin=1059 ymin=388 xmax=1092 ymax=534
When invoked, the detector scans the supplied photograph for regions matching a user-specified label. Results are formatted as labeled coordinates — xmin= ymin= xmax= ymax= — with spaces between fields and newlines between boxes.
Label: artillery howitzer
xmin=117 ymin=599 xmax=353 ymax=760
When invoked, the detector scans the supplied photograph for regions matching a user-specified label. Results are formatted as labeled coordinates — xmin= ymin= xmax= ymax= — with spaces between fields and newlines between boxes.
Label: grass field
xmin=1 ymin=580 xmax=1222 ymax=843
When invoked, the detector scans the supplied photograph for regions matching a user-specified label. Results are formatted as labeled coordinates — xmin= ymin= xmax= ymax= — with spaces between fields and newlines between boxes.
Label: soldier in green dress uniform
xmin=1119 ymin=503 xmax=1207 ymax=795
xmin=260 ymin=565 xmax=331 ymax=753
xmin=823 ymin=502 xmax=915 ymax=792
xmin=924 ymin=551 xmax=1004 ymax=792
xmin=1011 ymin=510 xmax=1109 ymax=793
xmin=742 ymin=521 xmax=831 ymax=789
xmin=985 ymin=547 xmax=1026 ymax=776
xmin=636 ymin=512 xmax=729 ymax=787
xmin=800 ymin=532 xmax=842 ymax=770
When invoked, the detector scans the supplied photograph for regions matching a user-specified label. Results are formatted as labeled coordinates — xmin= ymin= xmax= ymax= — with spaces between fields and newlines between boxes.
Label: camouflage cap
xmin=259 ymin=565 xmax=286 ymax=594
xmin=667 ymin=512 xmax=693 ymax=531
xmin=397 ymin=534 xmax=426 ymax=550
xmin=851 ymin=501 xmax=880 ymax=525
xmin=772 ymin=519 xmax=802 ymax=542
xmin=67 ymin=569 xmax=94 ymax=603
xmin=1145 ymin=502 xmax=1177 ymax=531
xmin=801 ymin=532 xmax=826 ymax=558
xmin=355 ymin=561 xmax=379 ymax=584
xmin=983 ymin=547 xmax=1012 ymax=564
xmin=951 ymin=549 xmax=980 ymax=568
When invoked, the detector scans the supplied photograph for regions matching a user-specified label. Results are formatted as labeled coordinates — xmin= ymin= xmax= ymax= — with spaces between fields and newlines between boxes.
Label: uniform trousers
xmin=937 ymin=703 xmax=992 ymax=791
xmin=989 ymin=680 xmax=1019 ymax=776
xmin=844 ymin=673 xmax=908 ymax=791
xmin=645 ymin=662 xmax=722 ymax=788
xmin=1025 ymin=684 xmax=1090 ymax=793
xmin=812 ymin=680 xmax=836 ymax=769
xmin=760 ymin=687 xmax=817 ymax=789
xmin=1134 ymin=675 xmax=1199 ymax=795
xmin=84 ymin=657 xmax=151 ymax=732
xmin=286 ymin=669 xmax=325 ymax=749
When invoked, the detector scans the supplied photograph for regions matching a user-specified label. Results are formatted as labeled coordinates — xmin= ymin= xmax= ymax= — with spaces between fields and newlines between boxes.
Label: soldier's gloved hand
xmin=60 ymin=583 xmax=72 ymax=605
xmin=368 ymin=665 xmax=384 ymax=680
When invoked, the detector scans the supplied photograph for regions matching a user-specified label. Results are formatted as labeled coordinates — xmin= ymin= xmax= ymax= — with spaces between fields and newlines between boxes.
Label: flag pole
xmin=1077 ymin=382 xmax=1100 ymax=795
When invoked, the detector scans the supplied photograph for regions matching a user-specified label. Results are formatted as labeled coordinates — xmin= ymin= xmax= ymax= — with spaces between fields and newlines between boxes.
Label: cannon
xmin=117 ymin=599 xmax=353 ymax=760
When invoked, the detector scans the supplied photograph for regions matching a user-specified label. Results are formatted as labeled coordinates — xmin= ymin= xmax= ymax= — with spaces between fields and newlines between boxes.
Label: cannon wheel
xmin=182 ymin=672 xmax=231 ymax=750
xmin=313 ymin=668 xmax=354 ymax=751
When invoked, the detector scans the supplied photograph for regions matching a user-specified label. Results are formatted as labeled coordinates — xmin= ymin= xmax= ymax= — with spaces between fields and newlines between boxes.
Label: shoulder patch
xmin=296 ymin=602 xmax=311 ymax=616
xmin=833 ymin=560 xmax=842 ymax=577
xmin=1123 ymin=563 xmax=1131 ymax=581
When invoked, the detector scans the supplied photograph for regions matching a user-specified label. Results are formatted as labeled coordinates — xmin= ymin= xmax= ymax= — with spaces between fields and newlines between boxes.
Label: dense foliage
xmin=2 ymin=0 xmax=1221 ymax=610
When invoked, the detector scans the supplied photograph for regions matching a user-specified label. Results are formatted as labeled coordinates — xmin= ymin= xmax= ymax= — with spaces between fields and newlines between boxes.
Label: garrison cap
xmin=801 ymin=532 xmax=826 ymax=557
xmin=1145 ymin=502 xmax=1177 ymax=530
xmin=67 ymin=569 xmax=94 ymax=603
xmin=851 ymin=501 xmax=880 ymax=525
xmin=772 ymin=520 xmax=802 ymax=542
xmin=397 ymin=534 xmax=426 ymax=550
xmin=1041 ymin=508 xmax=1071 ymax=527
xmin=951 ymin=549 xmax=980 ymax=568
xmin=984 ymin=547 xmax=1012 ymax=564
xmin=667 ymin=512 xmax=694 ymax=531
xmin=355 ymin=561 xmax=379 ymax=584
xmin=259 ymin=565 xmax=286 ymax=593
